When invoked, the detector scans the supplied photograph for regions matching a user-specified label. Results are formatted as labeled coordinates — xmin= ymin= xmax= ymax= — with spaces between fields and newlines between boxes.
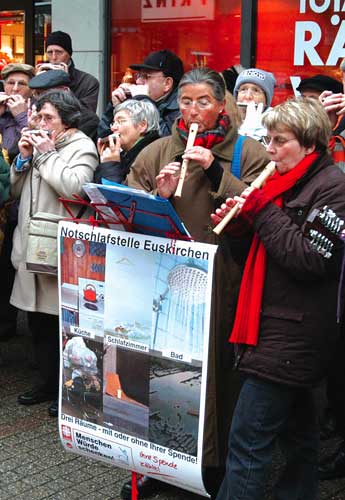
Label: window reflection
xmin=34 ymin=1 xmax=51 ymax=65
xmin=0 ymin=10 xmax=25 ymax=68
xmin=110 ymin=0 xmax=241 ymax=93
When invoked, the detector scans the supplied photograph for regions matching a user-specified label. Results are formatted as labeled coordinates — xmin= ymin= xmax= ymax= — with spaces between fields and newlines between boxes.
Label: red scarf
xmin=229 ymin=151 xmax=319 ymax=346
xmin=176 ymin=111 xmax=230 ymax=149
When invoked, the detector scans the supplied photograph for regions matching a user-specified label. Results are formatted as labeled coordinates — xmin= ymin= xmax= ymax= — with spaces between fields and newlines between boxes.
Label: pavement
xmin=1 ymin=315 xmax=345 ymax=499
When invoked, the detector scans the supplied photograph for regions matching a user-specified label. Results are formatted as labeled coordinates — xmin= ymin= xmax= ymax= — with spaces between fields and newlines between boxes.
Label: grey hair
xmin=262 ymin=97 xmax=331 ymax=152
xmin=177 ymin=67 xmax=226 ymax=103
xmin=114 ymin=99 xmax=160 ymax=133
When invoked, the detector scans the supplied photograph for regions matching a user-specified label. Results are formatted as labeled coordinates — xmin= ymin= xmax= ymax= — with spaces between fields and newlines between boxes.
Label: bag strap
xmin=29 ymin=167 xmax=34 ymax=217
xmin=231 ymin=135 xmax=246 ymax=179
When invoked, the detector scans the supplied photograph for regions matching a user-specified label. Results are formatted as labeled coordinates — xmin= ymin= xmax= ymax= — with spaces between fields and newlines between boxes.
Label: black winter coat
xmin=69 ymin=59 xmax=99 ymax=112
xmin=238 ymin=153 xmax=345 ymax=388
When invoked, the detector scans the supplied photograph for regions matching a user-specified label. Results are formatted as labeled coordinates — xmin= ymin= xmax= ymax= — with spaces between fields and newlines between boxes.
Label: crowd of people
xmin=1 ymin=28 xmax=345 ymax=500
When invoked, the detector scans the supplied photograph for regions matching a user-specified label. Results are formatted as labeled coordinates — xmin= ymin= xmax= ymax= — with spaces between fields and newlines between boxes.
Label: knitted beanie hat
xmin=46 ymin=31 xmax=73 ymax=56
xmin=234 ymin=68 xmax=276 ymax=106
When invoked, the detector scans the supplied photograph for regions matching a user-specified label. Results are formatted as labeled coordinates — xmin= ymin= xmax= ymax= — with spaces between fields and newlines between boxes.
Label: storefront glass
xmin=110 ymin=0 xmax=241 ymax=93
xmin=34 ymin=1 xmax=52 ymax=65
xmin=0 ymin=10 xmax=25 ymax=70
xmin=256 ymin=0 xmax=344 ymax=104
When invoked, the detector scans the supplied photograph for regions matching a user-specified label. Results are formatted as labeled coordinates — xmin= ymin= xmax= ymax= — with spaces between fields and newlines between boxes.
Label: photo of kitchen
xmin=60 ymin=238 xmax=106 ymax=338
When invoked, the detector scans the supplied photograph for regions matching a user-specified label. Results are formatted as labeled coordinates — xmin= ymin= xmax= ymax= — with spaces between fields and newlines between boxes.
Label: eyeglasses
xmin=263 ymin=136 xmax=297 ymax=148
xmin=179 ymin=98 xmax=215 ymax=110
xmin=111 ymin=118 xmax=130 ymax=126
xmin=134 ymin=72 xmax=165 ymax=81
xmin=5 ymin=80 xmax=28 ymax=87
xmin=238 ymin=86 xmax=265 ymax=96
xmin=46 ymin=49 xmax=66 ymax=56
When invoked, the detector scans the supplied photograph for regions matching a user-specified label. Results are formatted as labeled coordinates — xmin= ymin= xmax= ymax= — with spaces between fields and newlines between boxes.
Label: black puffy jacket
xmin=238 ymin=153 xmax=345 ymax=388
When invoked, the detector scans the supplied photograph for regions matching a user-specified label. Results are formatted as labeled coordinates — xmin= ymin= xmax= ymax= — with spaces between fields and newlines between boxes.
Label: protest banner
xmin=58 ymin=218 xmax=217 ymax=497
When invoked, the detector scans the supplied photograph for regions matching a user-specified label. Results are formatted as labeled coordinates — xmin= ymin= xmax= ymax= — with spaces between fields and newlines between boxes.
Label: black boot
xmin=120 ymin=476 xmax=168 ymax=500
xmin=319 ymin=442 xmax=345 ymax=480
xmin=48 ymin=399 xmax=59 ymax=417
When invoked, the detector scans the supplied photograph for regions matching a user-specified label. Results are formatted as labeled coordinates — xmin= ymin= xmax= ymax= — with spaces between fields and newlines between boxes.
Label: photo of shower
xmin=151 ymin=254 xmax=209 ymax=360
xmin=148 ymin=357 xmax=201 ymax=456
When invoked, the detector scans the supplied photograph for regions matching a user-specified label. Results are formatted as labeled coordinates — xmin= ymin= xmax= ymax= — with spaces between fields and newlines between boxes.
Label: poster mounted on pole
xmin=58 ymin=220 xmax=217 ymax=497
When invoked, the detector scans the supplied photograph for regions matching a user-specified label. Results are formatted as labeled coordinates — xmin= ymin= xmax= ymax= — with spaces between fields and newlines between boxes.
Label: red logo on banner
xmin=61 ymin=425 xmax=73 ymax=441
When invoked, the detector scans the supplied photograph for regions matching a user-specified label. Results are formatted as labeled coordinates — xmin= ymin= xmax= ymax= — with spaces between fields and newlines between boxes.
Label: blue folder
xmin=86 ymin=181 xmax=191 ymax=240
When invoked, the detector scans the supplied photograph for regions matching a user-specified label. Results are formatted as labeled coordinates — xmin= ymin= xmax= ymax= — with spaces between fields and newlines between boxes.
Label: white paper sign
xmin=141 ymin=0 xmax=214 ymax=23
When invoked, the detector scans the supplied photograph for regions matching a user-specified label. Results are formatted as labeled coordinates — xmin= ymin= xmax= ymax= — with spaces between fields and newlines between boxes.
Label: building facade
xmin=0 ymin=0 xmax=344 ymax=110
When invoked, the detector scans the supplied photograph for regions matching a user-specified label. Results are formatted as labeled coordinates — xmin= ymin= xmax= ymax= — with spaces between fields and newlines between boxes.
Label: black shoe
xmin=120 ymin=476 xmax=168 ymax=500
xmin=18 ymin=386 xmax=56 ymax=406
xmin=48 ymin=399 xmax=59 ymax=417
xmin=319 ymin=443 xmax=345 ymax=480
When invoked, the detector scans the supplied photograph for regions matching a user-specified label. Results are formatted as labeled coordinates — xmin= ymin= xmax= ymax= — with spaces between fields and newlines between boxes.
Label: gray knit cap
xmin=234 ymin=68 xmax=276 ymax=106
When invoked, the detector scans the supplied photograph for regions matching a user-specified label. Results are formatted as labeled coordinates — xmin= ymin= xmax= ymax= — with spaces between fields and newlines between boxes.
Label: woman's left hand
xmin=182 ymin=145 xmax=214 ymax=170
xmin=98 ymin=135 xmax=121 ymax=162
xmin=211 ymin=197 xmax=237 ymax=224
xmin=210 ymin=186 xmax=255 ymax=224
xmin=28 ymin=130 xmax=57 ymax=154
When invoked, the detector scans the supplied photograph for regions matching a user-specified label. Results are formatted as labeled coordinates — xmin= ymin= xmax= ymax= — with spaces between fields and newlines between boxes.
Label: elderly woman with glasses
xmin=95 ymin=99 xmax=160 ymax=184
xmin=11 ymin=90 xmax=98 ymax=418
xmin=233 ymin=67 xmax=276 ymax=145
xmin=121 ymin=67 xmax=270 ymax=500
xmin=212 ymin=98 xmax=345 ymax=500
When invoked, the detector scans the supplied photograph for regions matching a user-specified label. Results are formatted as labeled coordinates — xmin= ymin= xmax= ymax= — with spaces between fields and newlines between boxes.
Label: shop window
xmin=256 ymin=0 xmax=344 ymax=105
xmin=34 ymin=1 xmax=51 ymax=65
xmin=0 ymin=10 xmax=25 ymax=69
xmin=110 ymin=0 xmax=241 ymax=93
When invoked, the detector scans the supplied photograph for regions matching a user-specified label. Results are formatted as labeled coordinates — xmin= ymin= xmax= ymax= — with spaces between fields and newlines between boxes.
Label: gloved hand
xmin=238 ymin=102 xmax=266 ymax=141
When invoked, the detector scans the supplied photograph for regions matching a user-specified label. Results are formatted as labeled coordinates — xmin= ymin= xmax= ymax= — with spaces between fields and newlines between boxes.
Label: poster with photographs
xmin=58 ymin=221 xmax=217 ymax=497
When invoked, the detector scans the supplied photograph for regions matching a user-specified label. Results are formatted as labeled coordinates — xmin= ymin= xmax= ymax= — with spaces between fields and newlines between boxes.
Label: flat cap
xmin=29 ymin=70 xmax=71 ymax=89
xmin=297 ymin=74 xmax=342 ymax=94
xmin=1 ymin=63 xmax=35 ymax=80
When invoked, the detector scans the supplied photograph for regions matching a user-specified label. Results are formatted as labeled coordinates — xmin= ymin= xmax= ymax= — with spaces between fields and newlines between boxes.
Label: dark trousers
xmin=325 ymin=332 xmax=345 ymax=439
xmin=217 ymin=376 xmax=319 ymax=500
xmin=27 ymin=311 xmax=60 ymax=395
xmin=0 ymin=217 xmax=17 ymax=339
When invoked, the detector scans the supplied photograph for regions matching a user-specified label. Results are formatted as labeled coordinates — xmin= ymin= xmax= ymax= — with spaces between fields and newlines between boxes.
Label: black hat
xmin=130 ymin=50 xmax=184 ymax=85
xmin=46 ymin=31 xmax=73 ymax=56
xmin=297 ymin=74 xmax=342 ymax=94
xmin=29 ymin=70 xmax=71 ymax=90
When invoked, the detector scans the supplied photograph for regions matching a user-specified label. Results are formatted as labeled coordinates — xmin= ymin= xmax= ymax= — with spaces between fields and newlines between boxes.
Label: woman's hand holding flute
xmin=212 ymin=161 xmax=276 ymax=234
xmin=211 ymin=186 xmax=255 ymax=226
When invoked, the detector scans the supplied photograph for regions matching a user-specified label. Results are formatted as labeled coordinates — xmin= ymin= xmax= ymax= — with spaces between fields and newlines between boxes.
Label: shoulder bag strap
xmin=231 ymin=135 xmax=246 ymax=179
